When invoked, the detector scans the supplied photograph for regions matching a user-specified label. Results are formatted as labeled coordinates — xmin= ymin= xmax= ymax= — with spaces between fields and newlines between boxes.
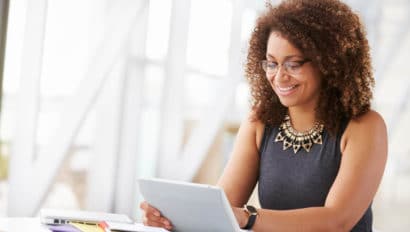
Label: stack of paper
xmin=70 ymin=222 xmax=105 ymax=232
xmin=46 ymin=222 xmax=107 ymax=232
xmin=40 ymin=208 xmax=170 ymax=232
xmin=46 ymin=222 xmax=169 ymax=232
xmin=47 ymin=224 xmax=81 ymax=232
xmin=107 ymin=222 xmax=169 ymax=232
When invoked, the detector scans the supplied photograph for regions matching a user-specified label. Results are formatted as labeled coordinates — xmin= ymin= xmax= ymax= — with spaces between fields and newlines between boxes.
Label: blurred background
xmin=0 ymin=0 xmax=409 ymax=231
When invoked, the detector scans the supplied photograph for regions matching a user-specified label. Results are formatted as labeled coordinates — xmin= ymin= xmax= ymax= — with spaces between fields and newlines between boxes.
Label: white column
xmin=7 ymin=0 xmax=47 ymax=216
xmin=113 ymin=0 xmax=149 ymax=218
xmin=8 ymin=0 xmax=142 ymax=216
xmin=86 ymin=0 xmax=149 ymax=214
xmin=174 ymin=0 xmax=244 ymax=181
xmin=85 ymin=59 xmax=126 ymax=212
xmin=156 ymin=0 xmax=191 ymax=178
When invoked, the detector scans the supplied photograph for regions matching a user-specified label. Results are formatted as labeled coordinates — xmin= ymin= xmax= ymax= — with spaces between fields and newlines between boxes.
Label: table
xmin=0 ymin=218 xmax=50 ymax=232
xmin=0 ymin=218 xmax=169 ymax=232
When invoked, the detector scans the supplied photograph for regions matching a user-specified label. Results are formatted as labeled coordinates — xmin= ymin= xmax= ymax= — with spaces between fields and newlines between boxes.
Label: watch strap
xmin=242 ymin=204 xmax=258 ymax=230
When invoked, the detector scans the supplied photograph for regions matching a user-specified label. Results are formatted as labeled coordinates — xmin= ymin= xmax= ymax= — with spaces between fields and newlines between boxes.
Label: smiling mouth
xmin=274 ymin=84 xmax=299 ymax=97
xmin=277 ymin=84 xmax=299 ymax=93
xmin=278 ymin=85 xmax=297 ymax=91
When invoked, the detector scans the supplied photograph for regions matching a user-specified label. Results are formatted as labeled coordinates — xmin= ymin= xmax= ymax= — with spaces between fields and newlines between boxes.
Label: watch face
xmin=243 ymin=205 xmax=258 ymax=230
xmin=245 ymin=205 xmax=258 ymax=216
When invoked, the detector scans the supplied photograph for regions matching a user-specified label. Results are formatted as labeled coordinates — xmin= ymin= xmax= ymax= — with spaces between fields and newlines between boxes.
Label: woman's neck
xmin=287 ymin=107 xmax=317 ymax=132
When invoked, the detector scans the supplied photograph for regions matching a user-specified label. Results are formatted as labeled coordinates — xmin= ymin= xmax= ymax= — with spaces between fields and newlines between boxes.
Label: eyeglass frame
xmin=261 ymin=58 xmax=311 ymax=76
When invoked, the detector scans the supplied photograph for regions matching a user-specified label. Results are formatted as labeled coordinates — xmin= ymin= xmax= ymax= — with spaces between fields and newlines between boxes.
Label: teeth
xmin=278 ymin=85 xmax=296 ymax=91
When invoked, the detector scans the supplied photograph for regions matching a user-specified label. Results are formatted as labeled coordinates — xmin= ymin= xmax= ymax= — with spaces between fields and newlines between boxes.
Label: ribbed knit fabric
xmin=258 ymin=122 xmax=372 ymax=231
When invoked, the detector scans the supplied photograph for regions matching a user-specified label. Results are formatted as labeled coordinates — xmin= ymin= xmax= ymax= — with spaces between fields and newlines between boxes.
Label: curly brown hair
xmin=246 ymin=0 xmax=374 ymax=136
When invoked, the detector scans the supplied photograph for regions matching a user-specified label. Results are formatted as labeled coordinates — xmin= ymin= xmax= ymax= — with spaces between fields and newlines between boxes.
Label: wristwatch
xmin=242 ymin=204 xmax=258 ymax=230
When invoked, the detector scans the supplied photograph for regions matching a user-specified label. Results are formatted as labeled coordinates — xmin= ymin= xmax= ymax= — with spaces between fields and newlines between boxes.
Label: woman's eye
xmin=287 ymin=62 xmax=302 ymax=69
xmin=268 ymin=62 xmax=278 ymax=68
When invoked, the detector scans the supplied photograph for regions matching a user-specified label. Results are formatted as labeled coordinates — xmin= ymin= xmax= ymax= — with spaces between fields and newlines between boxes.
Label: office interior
xmin=0 ymin=0 xmax=409 ymax=231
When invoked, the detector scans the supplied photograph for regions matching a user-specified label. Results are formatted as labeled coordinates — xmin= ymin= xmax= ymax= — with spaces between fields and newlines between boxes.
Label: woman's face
xmin=265 ymin=31 xmax=322 ymax=110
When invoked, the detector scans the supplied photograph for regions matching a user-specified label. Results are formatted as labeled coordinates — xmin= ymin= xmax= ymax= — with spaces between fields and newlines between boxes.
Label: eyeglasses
xmin=261 ymin=59 xmax=311 ymax=76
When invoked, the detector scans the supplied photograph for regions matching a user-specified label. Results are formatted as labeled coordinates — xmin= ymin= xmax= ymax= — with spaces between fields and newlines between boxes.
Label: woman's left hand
xmin=232 ymin=206 xmax=248 ymax=228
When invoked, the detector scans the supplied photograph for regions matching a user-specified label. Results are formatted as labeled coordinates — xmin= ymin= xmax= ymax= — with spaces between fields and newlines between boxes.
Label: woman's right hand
xmin=140 ymin=201 xmax=173 ymax=231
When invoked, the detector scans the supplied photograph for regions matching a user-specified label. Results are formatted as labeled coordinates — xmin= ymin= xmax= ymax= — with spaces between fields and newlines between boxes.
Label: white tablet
xmin=40 ymin=208 xmax=133 ymax=225
xmin=138 ymin=178 xmax=246 ymax=232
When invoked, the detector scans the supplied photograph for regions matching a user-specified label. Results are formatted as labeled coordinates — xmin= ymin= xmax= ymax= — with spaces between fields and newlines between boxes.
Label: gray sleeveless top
xmin=258 ymin=122 xmax=373 ymax=232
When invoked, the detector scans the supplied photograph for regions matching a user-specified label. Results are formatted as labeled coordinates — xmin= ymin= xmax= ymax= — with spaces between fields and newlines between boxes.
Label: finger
xmin=144 ymin=214 xmax=173 ymax=230
xmin=143 ymin=216 xmax=172 ymax=230
xmin=145 ymin=213 xmax=164 ymax=224
xmin=143 ymin=216 xmax=165 ymax=228
xmin=140 ymin=206 xmax=161 ymax=225
xmin=159 ymin=217 xmax=173 ymax=230
xmin=139 ymin=201 xmax=149 ymax=210
xmin=140 ymin=201 xmax=161 ymax=217
xmin=163 ymin=221 xmax=173 ymax=231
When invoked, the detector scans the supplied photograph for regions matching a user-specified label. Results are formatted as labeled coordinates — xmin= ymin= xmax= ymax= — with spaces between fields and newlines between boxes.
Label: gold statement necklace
xmin=275 ymin=115 xmax=324 ymax=154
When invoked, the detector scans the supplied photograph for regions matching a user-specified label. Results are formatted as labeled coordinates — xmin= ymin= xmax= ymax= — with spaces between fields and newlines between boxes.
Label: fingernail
xmin=163 ymin=220 xmax=170 ymax=226
xmin=154 ymin=211 xmax=160 ymax=216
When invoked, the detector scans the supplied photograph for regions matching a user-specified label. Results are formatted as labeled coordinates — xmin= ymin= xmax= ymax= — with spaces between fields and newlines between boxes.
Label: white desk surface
xmin=0 ymin=218 xmax=50 ymax=232
xmin=0 ymin=218 xmax=170 ymax=232
xmin=0 ymin=217 xmax=250 ymax=232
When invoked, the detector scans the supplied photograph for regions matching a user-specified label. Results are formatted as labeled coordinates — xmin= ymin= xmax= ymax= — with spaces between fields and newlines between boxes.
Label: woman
xmin=140 ymin=0 xmax=387 ymax=231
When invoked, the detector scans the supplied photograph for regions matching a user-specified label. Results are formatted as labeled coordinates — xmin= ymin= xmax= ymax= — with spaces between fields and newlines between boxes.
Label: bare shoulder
xmin=347 ymin=110 xmax=386 ymax=133
xmin=341 ymin=110 xmax=387 ymax=152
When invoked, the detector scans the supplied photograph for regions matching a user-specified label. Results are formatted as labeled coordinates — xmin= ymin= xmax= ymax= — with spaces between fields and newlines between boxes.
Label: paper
xmin=107 ymin=222 xmax=170 ymax=232
xmin=70 ymin=222 xmax=105 ymax=232
xmin=46 ymin=224 xmax=81 ymax=232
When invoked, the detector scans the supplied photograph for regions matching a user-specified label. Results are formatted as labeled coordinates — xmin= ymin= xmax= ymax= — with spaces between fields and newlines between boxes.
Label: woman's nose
xmin=271 ymin=67 xmax=290 ymax=83
xmin=275 ymin=65 xmax=287 ymax=79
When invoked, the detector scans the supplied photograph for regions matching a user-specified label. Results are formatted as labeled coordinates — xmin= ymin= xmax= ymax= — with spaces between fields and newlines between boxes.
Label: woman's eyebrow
xmin=266 ymin=53 xmax=276 ymax=59
xmin=266 ymin=53 xmax=303 ymax=60
xmin=283 ymin=55 xmax=304 ymax=60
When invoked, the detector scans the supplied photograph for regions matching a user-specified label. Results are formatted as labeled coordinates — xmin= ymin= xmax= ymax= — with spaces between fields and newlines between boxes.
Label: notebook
xmin=106 ymin=222 xmax=169 ymax=232
xmin=40 ymin=208 xmax=133 ymax=225
xmin=138 ymin=178 xmax=248 ymax=232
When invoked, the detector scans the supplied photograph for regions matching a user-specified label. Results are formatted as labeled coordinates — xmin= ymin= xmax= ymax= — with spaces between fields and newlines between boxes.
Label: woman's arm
xmin=232 ymin=110 xmax=388 ymax=232
xmin=139 ymin=114 xmax=262 ymax=231
xmin=217 ymin=113 xmax=264 ymax=207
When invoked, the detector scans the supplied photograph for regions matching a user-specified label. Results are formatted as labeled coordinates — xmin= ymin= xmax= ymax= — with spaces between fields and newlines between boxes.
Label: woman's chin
xmin=278 ymin=99 xmax=295 ymax=108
